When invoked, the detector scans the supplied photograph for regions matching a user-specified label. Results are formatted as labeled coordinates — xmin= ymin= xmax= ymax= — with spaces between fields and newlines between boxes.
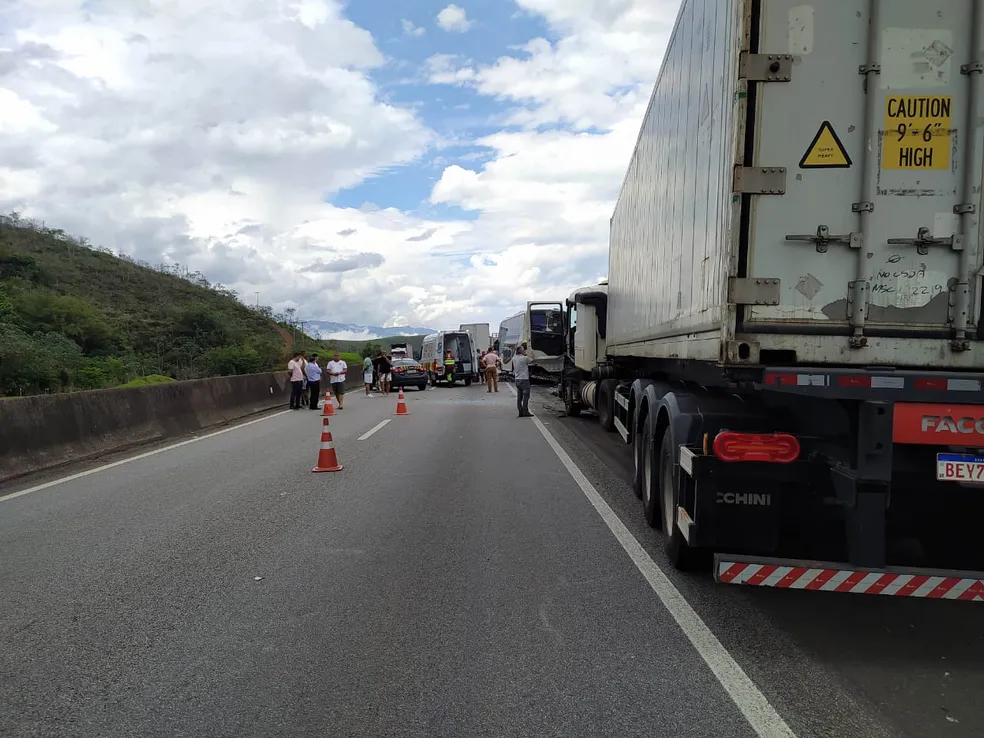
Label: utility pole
xmin=255 ymin=291 xmax=259 ymax=307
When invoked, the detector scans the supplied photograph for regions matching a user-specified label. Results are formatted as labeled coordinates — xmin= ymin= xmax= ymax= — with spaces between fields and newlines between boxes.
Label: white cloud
xmin=401 ymin=19 xmax=425 ymax=37
xmin=436 ymin=5 xmax=474 ymax=33
xmin=428 ymin=0 xmax=677 ymax=130
xmin=422 ymin=0 xmax=681 ymax=319
xmin=0 ymin=0 xmax=682 ymax=331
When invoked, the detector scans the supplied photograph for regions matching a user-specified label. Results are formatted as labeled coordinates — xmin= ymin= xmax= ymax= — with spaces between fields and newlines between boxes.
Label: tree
xmin=361 ymin=342 xmax=383 ymax=359
xmin=12 ymin=291 xmax=118 ymax=355
xmin=0 ymin=324 xmax=40 ymax=395
xmin=0 ymin=286 xmax=13 ymax=322
xmin=36 ymin=331 xmax=84 ymax=389
xmin=203 ymin=345 xmax=263 ymax=376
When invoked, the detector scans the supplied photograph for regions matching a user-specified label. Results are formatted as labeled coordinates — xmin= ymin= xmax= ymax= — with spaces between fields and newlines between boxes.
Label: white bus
xmin=496 ymin=301 xmax=564 ymax=378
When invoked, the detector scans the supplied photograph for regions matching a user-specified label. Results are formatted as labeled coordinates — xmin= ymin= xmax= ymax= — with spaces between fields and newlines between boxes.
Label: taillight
xmin=712 ymin=432 xmax=800 ymax=463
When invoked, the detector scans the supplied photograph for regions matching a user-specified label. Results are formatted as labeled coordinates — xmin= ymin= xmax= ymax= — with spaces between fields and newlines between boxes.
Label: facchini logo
xmin=921 ymin=415 xmax=984 ymax=434
xmin=892 ymin=403 xmax=984 ymax=444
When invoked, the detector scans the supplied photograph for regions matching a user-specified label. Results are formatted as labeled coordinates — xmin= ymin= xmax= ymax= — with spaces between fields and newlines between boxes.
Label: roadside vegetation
xmin=0 ymin=214 xmax=323 ymax=396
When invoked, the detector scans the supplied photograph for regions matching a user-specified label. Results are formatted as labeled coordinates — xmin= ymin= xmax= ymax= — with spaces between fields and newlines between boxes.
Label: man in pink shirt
xmin=287 ymin=350 xmax=305 ymax=410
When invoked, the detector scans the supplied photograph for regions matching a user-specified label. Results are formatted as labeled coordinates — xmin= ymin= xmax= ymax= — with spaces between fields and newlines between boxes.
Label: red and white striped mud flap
xmin=714 ymin=554 xmax=984 ymax=601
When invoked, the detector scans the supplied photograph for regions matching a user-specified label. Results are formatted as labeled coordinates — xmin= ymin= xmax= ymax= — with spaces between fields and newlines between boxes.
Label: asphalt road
xmin=0 ymin=383 xmax=981 ymax=737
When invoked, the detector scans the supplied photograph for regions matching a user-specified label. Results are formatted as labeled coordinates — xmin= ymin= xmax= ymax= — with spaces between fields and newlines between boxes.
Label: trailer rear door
xmin=742 ymin=0 xmax=983 ymax=341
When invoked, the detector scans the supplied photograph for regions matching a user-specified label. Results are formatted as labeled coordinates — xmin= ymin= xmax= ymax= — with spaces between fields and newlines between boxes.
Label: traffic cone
xmin=394 ymin=387 xmax=409 ymax=416
xmin=312 ymin=416 xmax=343 ymax=472
xmin=321 ymin=389 xmax=335 ymax=416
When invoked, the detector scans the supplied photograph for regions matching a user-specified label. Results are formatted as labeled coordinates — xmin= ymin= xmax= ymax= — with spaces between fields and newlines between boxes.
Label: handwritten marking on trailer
xmin=883 ymin=95 xmax=951 ymax=171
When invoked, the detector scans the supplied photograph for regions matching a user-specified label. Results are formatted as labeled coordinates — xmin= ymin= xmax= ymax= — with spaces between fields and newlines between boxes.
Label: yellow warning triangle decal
xmin=799 ymin=120 xmax=852 ymax=169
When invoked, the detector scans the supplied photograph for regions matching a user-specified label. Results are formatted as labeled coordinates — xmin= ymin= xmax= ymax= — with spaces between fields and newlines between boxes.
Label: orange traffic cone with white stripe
xmin=321 ymin=389 xmax=335 ymax=416
xmin=394 ymin=386 xmax=409 ymax=416
xmin=312 ymin=416 xmax=343 ymax=472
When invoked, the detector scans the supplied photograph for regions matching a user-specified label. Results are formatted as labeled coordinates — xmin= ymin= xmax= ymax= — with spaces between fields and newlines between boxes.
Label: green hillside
xmin=0 ymin=214 xmax=321 ymax=396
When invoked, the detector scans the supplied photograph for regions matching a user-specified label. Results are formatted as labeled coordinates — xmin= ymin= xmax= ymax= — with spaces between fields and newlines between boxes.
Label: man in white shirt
xmin=482 ymin=349 xmax=501 ymax=393
xmin=326 ymin=352 xmax=348 ymax=410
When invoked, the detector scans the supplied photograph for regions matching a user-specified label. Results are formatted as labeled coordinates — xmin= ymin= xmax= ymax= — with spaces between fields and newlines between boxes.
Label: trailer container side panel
xmin=746 ymin=0 xmax=983 ymax=337
xmin=607 ymin=0 xmax=744 ymax=350
xmin=606 ymin=0 xmax=984 ymax=370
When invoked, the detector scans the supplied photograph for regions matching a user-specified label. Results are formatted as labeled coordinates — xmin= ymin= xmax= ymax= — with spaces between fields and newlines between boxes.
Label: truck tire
xmin=597 ymin=379 xmax=617 ymax=432
xmin=563 ymin=379 xmax=581 ymax=417
xmin=641 ymin=413 xmax=662 ymax=527
xmin=659 ymin=432 xmax=702 ymax=570
xmin=465 ymin=377 xmax=472 ymax=387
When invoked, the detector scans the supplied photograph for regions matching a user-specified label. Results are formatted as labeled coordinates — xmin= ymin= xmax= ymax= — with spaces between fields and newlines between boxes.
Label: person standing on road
xmin=512 ymin=346 xmax=533 ymax=418
xmin=306 ymin=353 xmax=322 ymax=410
xmin=377 ymin=351 xmax=392 ymax=396
xmin=363 ymin=354 xmax=374 ymax=397
xmin=327 ymin=352 xmax=348 ymax=410
xmin=299 ymin=351 xmax=310 ymax=408
xmin=482 ymin=348 xmax=500 ymax=393
xmin=287 ymin=351 xmax=305 ymax=410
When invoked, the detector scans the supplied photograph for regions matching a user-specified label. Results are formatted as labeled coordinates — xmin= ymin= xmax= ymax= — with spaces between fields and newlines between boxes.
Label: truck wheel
xmin=563 ymin=380 xmax=581 ymax=417
xmin=465 ymin=377 xmax=472 ymax=387
xmin=597 ymin=379 xmax=616 ymax=432
xmin=641 ymin=413 xmax=662 ymax=527
xmin=659 ymin=432 xmax=702 ymax=571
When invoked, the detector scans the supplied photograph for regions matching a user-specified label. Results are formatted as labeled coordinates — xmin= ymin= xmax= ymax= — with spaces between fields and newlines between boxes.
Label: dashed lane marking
xmin=357 ymin=419 xmax=391 ymax=441
xmin=512 ymin=384 xmax=798 ymax=738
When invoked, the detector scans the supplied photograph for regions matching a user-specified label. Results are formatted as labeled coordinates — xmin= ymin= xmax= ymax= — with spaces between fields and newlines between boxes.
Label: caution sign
xmin=798 ymin=121 xmax=852 ymax=169
xmin=883 ymin=95 xmax=951 ymax=170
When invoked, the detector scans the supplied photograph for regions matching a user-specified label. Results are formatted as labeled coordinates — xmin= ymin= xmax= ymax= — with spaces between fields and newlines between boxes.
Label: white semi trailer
xmin=460 ymin=323 xmax=491 ymax=381
xmin=561 ymin=0 xmax=984 ymax=599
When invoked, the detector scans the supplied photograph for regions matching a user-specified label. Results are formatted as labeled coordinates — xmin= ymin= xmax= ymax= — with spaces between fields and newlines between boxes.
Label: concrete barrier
xmin=0 ymin=370 xmax=366 ymax=484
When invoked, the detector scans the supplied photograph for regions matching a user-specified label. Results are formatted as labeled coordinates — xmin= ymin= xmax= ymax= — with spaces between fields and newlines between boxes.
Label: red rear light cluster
xmin=712 ymin=432 xmax=800 ymax=463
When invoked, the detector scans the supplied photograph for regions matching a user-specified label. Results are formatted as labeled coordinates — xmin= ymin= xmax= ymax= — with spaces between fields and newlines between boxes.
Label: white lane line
xmin=0 ymin=410 xmax=292 ymax=504
xmin=357 ymin=419 xmax=391 ymax=441
xmin=522 ymin=390 xmax=797 ymax=738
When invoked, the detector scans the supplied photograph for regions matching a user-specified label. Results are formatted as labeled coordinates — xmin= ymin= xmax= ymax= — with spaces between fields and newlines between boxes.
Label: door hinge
xmin=729 ymin=277 xmax=780 ymax=306
xmin=734 ymin=166 xmax=786 ymax=195
xmin=740 ymin=52 xmax=793 ymax=82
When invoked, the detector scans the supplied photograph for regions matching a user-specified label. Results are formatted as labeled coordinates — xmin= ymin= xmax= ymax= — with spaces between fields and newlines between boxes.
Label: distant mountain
xmin=304 ymin=321 xmax=436 ymax=341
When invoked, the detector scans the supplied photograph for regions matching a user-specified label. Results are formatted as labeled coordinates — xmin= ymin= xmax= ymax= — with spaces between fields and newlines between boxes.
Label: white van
xmin=420 ymin=331 xmax=475 ymax=386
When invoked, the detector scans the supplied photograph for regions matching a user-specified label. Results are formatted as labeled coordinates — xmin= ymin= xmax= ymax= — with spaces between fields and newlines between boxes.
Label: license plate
xmin=936 ymin=453 xmax=984 ymax=482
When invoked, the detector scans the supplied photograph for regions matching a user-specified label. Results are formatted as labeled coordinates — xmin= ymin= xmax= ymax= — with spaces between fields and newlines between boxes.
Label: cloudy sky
xmin=0 ymin=0 xmax=679 ymax=331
